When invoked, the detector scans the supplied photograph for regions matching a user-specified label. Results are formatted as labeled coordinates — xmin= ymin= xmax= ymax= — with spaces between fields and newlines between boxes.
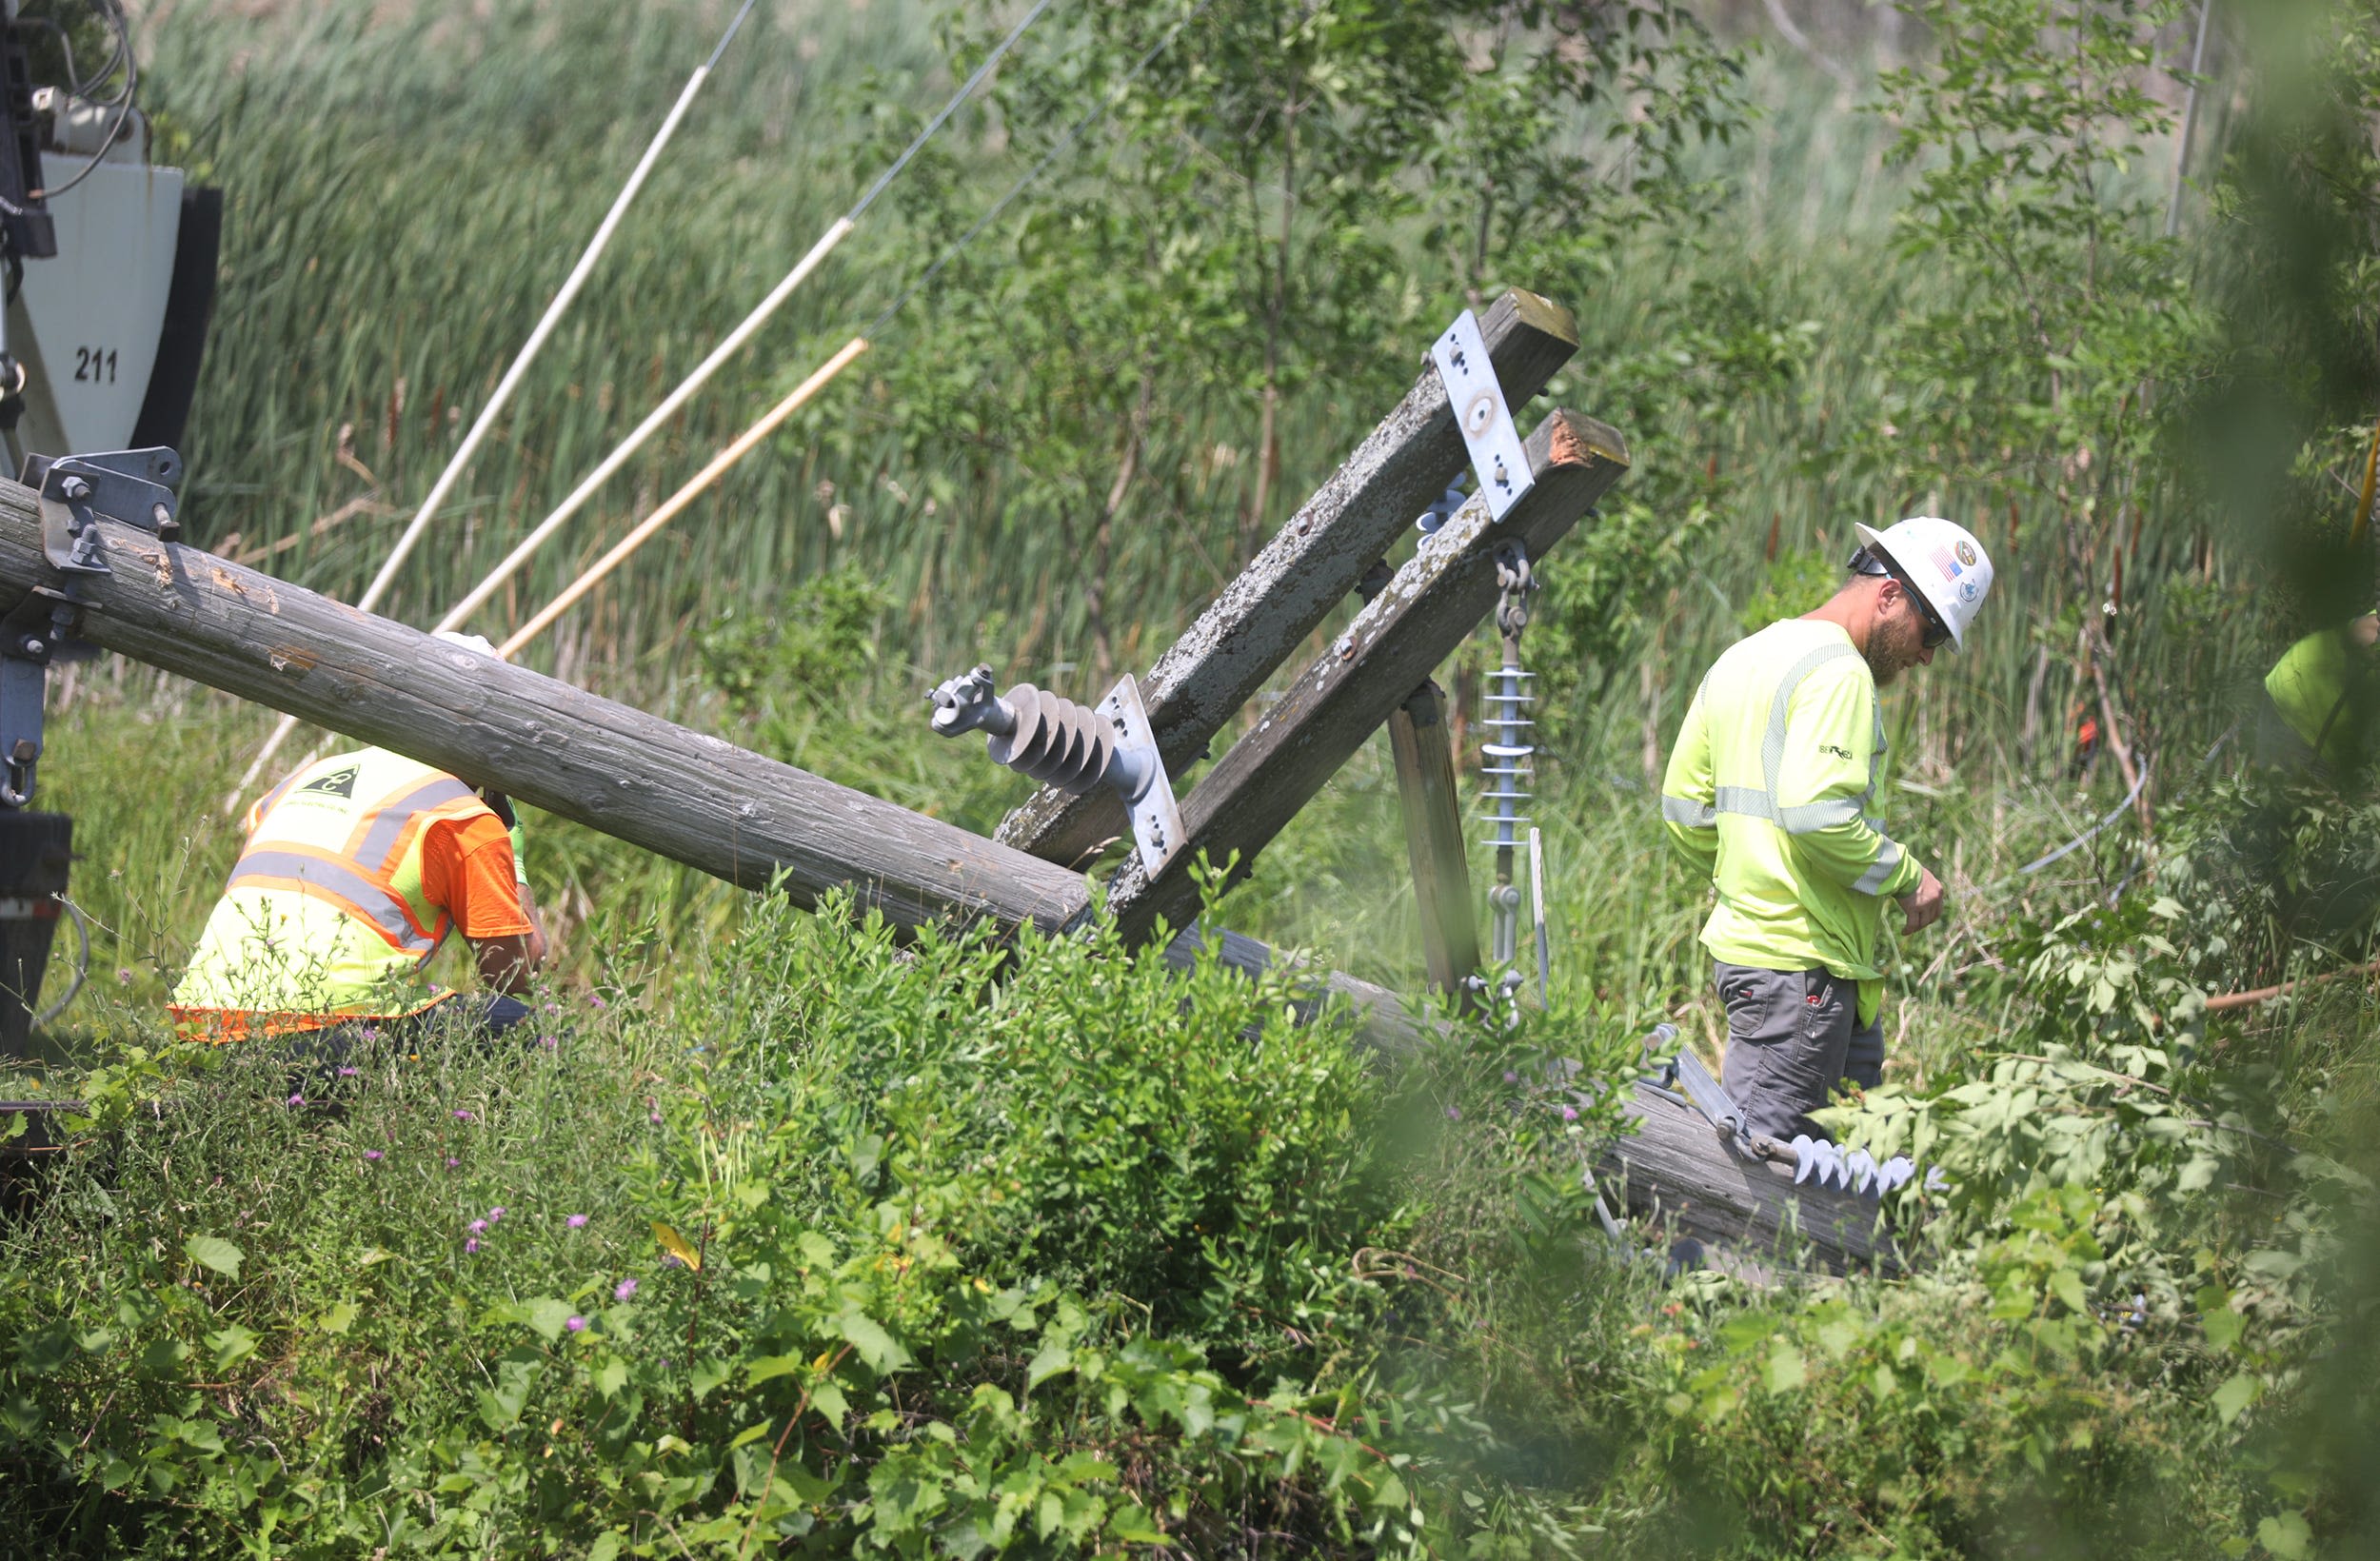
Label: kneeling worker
xmin=171 ymin=634 xmax=546 ymax=1048
xmin=1659 ymin=518 xmax=1993 ymax=1141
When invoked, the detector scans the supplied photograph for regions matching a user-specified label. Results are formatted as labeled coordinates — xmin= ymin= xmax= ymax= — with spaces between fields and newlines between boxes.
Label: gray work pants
xmin=1714 ymin=961 xmax=1884 ymax=1142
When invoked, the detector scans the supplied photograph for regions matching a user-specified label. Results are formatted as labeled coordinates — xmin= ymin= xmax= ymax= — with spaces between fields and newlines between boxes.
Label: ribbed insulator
xmin=986 ymin=684 xmax=1118 ymax=795
xmin=1479 ymin=666 xmax=1535 ymax=845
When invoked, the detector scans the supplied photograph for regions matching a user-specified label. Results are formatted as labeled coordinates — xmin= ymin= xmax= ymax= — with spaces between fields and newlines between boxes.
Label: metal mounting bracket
xmin=1097 ymin=673 xmax=1183 ymax=878
xmin=21 ymin=445 xmax=184 ymax=576
xmin=1429 ymin=309 xmax=1535 ymax=522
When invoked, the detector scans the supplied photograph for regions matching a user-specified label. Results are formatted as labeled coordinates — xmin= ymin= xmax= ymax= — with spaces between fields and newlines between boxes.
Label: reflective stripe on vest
xmin=225 ymin=846 xmax=437 ymax=954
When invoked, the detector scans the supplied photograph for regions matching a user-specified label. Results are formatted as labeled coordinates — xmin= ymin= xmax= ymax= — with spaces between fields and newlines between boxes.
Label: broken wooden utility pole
xmin=997 ymin=288 xmax=1578 ymax=870
xmin=0 ymin=485 xmax=1088 ymax=939
xmin=1103 ymin=410 xmax=1628 ymax=947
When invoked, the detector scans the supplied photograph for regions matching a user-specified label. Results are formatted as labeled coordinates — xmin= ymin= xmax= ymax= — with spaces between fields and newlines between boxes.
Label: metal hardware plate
xmin=1097 ymin=673 xmax=1183 ymax=878
xmin=1429 ymin=309 xmax=1535 ymax=522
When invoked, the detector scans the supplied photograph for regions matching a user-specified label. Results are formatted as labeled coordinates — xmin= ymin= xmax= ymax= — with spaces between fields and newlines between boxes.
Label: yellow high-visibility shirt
xmin=2265 ymin=623 xmax=2368 ymax=768
xmin=1659 ymin=619 xmax=1923 ymax=1024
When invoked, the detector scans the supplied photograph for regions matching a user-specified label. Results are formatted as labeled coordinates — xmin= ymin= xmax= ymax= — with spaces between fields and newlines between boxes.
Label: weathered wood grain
xmin=0 ymin=483 xmax=1093 ymax=938
xmin=996 ymin=288 xmax=1579 ymax=869
xmin=1386 ymin=682 xmax=1480 ymax=1002
xmin=1103 ymin=410 xmax=1630 ymax=947
xmin=1600 ymin=1087 xmax=1897 ymax=1274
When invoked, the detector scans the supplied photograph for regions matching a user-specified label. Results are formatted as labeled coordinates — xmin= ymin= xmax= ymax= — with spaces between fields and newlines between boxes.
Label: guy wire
xmin=869 ymin=0 xmax=1218 ymax=336
xmin=847 ymin=0 xmax=1059 ymax=224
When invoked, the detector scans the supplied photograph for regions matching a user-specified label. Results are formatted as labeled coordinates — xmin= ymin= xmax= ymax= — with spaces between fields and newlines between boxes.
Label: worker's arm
xmin=429 ymin=813 xmax=546 ymax=994
xmin=1774 ymin=663 xmax=1924 ymax=901
xmin=471 ymin=932 xmax=539 ymax=995
xmin=1658 ymin=678 xmax=1720 ymax=878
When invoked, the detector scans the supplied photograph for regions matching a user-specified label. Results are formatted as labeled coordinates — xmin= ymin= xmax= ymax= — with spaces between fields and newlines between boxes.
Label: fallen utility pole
xmin=0 ymin=484 xmax=1894 ymax=1274
xmin=0 ymin=484 xmax=1086 ymax=938
xmin=997 ymin=288 xmax=1578 ymax=869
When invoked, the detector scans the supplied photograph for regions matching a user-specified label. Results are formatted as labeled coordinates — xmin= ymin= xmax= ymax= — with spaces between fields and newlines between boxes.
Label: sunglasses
xmin=1849 ymin=545 xmax=1952 ymax=649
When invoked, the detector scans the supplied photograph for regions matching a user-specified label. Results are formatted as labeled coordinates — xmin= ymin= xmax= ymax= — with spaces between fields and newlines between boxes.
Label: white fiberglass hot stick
xmin=227 ymin=0 xmax=759 ymax=810
xmin=434 ymin=0 xmax=1058 ymax=638
xmin=495 ymin=337 xmax=870 ymax=662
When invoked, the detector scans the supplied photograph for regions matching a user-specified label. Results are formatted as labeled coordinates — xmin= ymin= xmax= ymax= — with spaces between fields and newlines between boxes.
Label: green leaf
xmin=183 ymin=1235 xmax=244 ymax=1279
xmin=2201 ymin=1300 xmax=2246 ymax=1354
xmin=593 ymin=1357 xmax=627 ymax=1398
xmin=318 ymin=1301 xmax=358 ymax=1335
xmin=837 ymin=1311 xmax=910 ymax=1374
xmin=1027 ymin=1341 xmax=1075 ymax=1390
xmin=1766 ymin=1342 xmax=1807 ymax=1393
xmin=2212 ymin=1372 xmax=2263 ymax=1426
xmin=745 ymin=1353 xmax=805 ymax=1386
xmin=2049 ymin=1267 xmax=2091 ymax=1316
xmin=587 ymin=1534 xmax=623 ymax=1561
xmin=2256 ymin=1512 xmax=2311 ymax=1560
xmin=524 ymin=1298 xmax=574 ymax=1344
xmin=206 ymin=1325 xmax=259 ymax=1372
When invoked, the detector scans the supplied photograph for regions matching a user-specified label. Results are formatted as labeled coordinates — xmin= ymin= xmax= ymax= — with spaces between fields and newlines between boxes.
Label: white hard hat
xmin=433 ymin=630 xmax=498 ymax=657
xmin=1854 ymin=516 xmax=1993 ymax=650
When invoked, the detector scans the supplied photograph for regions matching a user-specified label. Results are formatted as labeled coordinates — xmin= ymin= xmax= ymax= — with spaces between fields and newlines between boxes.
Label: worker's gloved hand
xmin=1898 ymin=866 xmax=1945 ymax=935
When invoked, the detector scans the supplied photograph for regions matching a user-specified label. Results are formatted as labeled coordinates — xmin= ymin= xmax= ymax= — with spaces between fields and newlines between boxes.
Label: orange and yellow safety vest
xmin=170 ymin=747 xmax=526 ymax=1039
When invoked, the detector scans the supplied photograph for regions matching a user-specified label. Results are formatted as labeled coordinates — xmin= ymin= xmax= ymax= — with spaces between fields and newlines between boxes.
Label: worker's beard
xmin=1863 ymin=605 xmax=1926 ymax=688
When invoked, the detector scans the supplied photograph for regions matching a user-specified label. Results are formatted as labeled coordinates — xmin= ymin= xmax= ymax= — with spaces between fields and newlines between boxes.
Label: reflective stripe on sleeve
xmin=1661 ymin=795 xmax=1716 ymax=827
xmin=1852 ymin=840 xmax=1905 ymax=896
xmin=1780 ymin=797 xmax=1864 ymax=833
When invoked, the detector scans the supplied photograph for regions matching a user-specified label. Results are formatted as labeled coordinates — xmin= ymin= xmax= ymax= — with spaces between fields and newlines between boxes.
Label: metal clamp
xmin=23 ymin=445 xmax=185 ymax=576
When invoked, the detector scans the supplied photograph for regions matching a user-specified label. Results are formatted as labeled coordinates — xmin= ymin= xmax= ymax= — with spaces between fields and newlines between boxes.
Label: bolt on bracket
xmin=927 ymin=664 xmax=1185 ymax=877
xmin=23 ymin=445 xmax=185 ymax=577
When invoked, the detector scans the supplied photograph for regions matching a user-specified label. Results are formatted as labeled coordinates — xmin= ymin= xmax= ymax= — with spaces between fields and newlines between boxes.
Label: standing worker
xmin=170 ymin=633 xmax=546 ymax=1051
xmin=1659 ymin=518 xmax=1993 ymax=1141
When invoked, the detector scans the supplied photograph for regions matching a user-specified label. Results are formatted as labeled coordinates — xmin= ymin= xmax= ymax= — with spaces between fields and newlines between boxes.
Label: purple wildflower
xmin=1502 ymin=1070 xmax=1518 ymax=1084
xmin=661 ymin=1254 xmax=684 ymax=1270
xmin=543 ymin=1001 xmax=562 ymax=1016
xmin=452 ymin=1109 xmax=474 ymax=1122
xmin=363 ymin=1150 xmax=384 ymax=1162
xmin=487 ymin=1207 xmax=506 ymax=1222
xmin=287 ymin=1092 xmax=305 ymax=1107
xmin=337 ymin=1066 xmax=360 ymax=1077
xmin=539 ymin=1034 xmax=557 ymax=1051
xmin=566 ymin=1215 xmax=588 ymax=1230
xmin=1560 ymin=1105 xmax=1579 ymax=1122
xmin=445 ymin=1156 xmax=460 ymax=1170
xmin=1445 ymin=1105 xmax=1462 ymax=1121
xmin=614 ymin=1278 xmax=638 ymax=1301
xmin=565 ymin=1315 xmax=587 ymax=1334
xmin=468 ymin=1219 xmax=487 ymax=1235
xmin=587 ymin=995 xmax=607 ymax=1011
xmin=465 ymin=1237 xmax=480 ymax=1255
xmin=360 ymin=1026 xmax=381 ymax=1042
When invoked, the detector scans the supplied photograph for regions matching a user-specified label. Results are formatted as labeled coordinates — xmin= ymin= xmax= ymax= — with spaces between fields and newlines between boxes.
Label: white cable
xmin=432 ymin=218 xmax=853 ymax=635
xmin=435 ymin=0 xmax=1062 ymax=635
xmin=227 ymin=7 xmax=756 ymax=811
